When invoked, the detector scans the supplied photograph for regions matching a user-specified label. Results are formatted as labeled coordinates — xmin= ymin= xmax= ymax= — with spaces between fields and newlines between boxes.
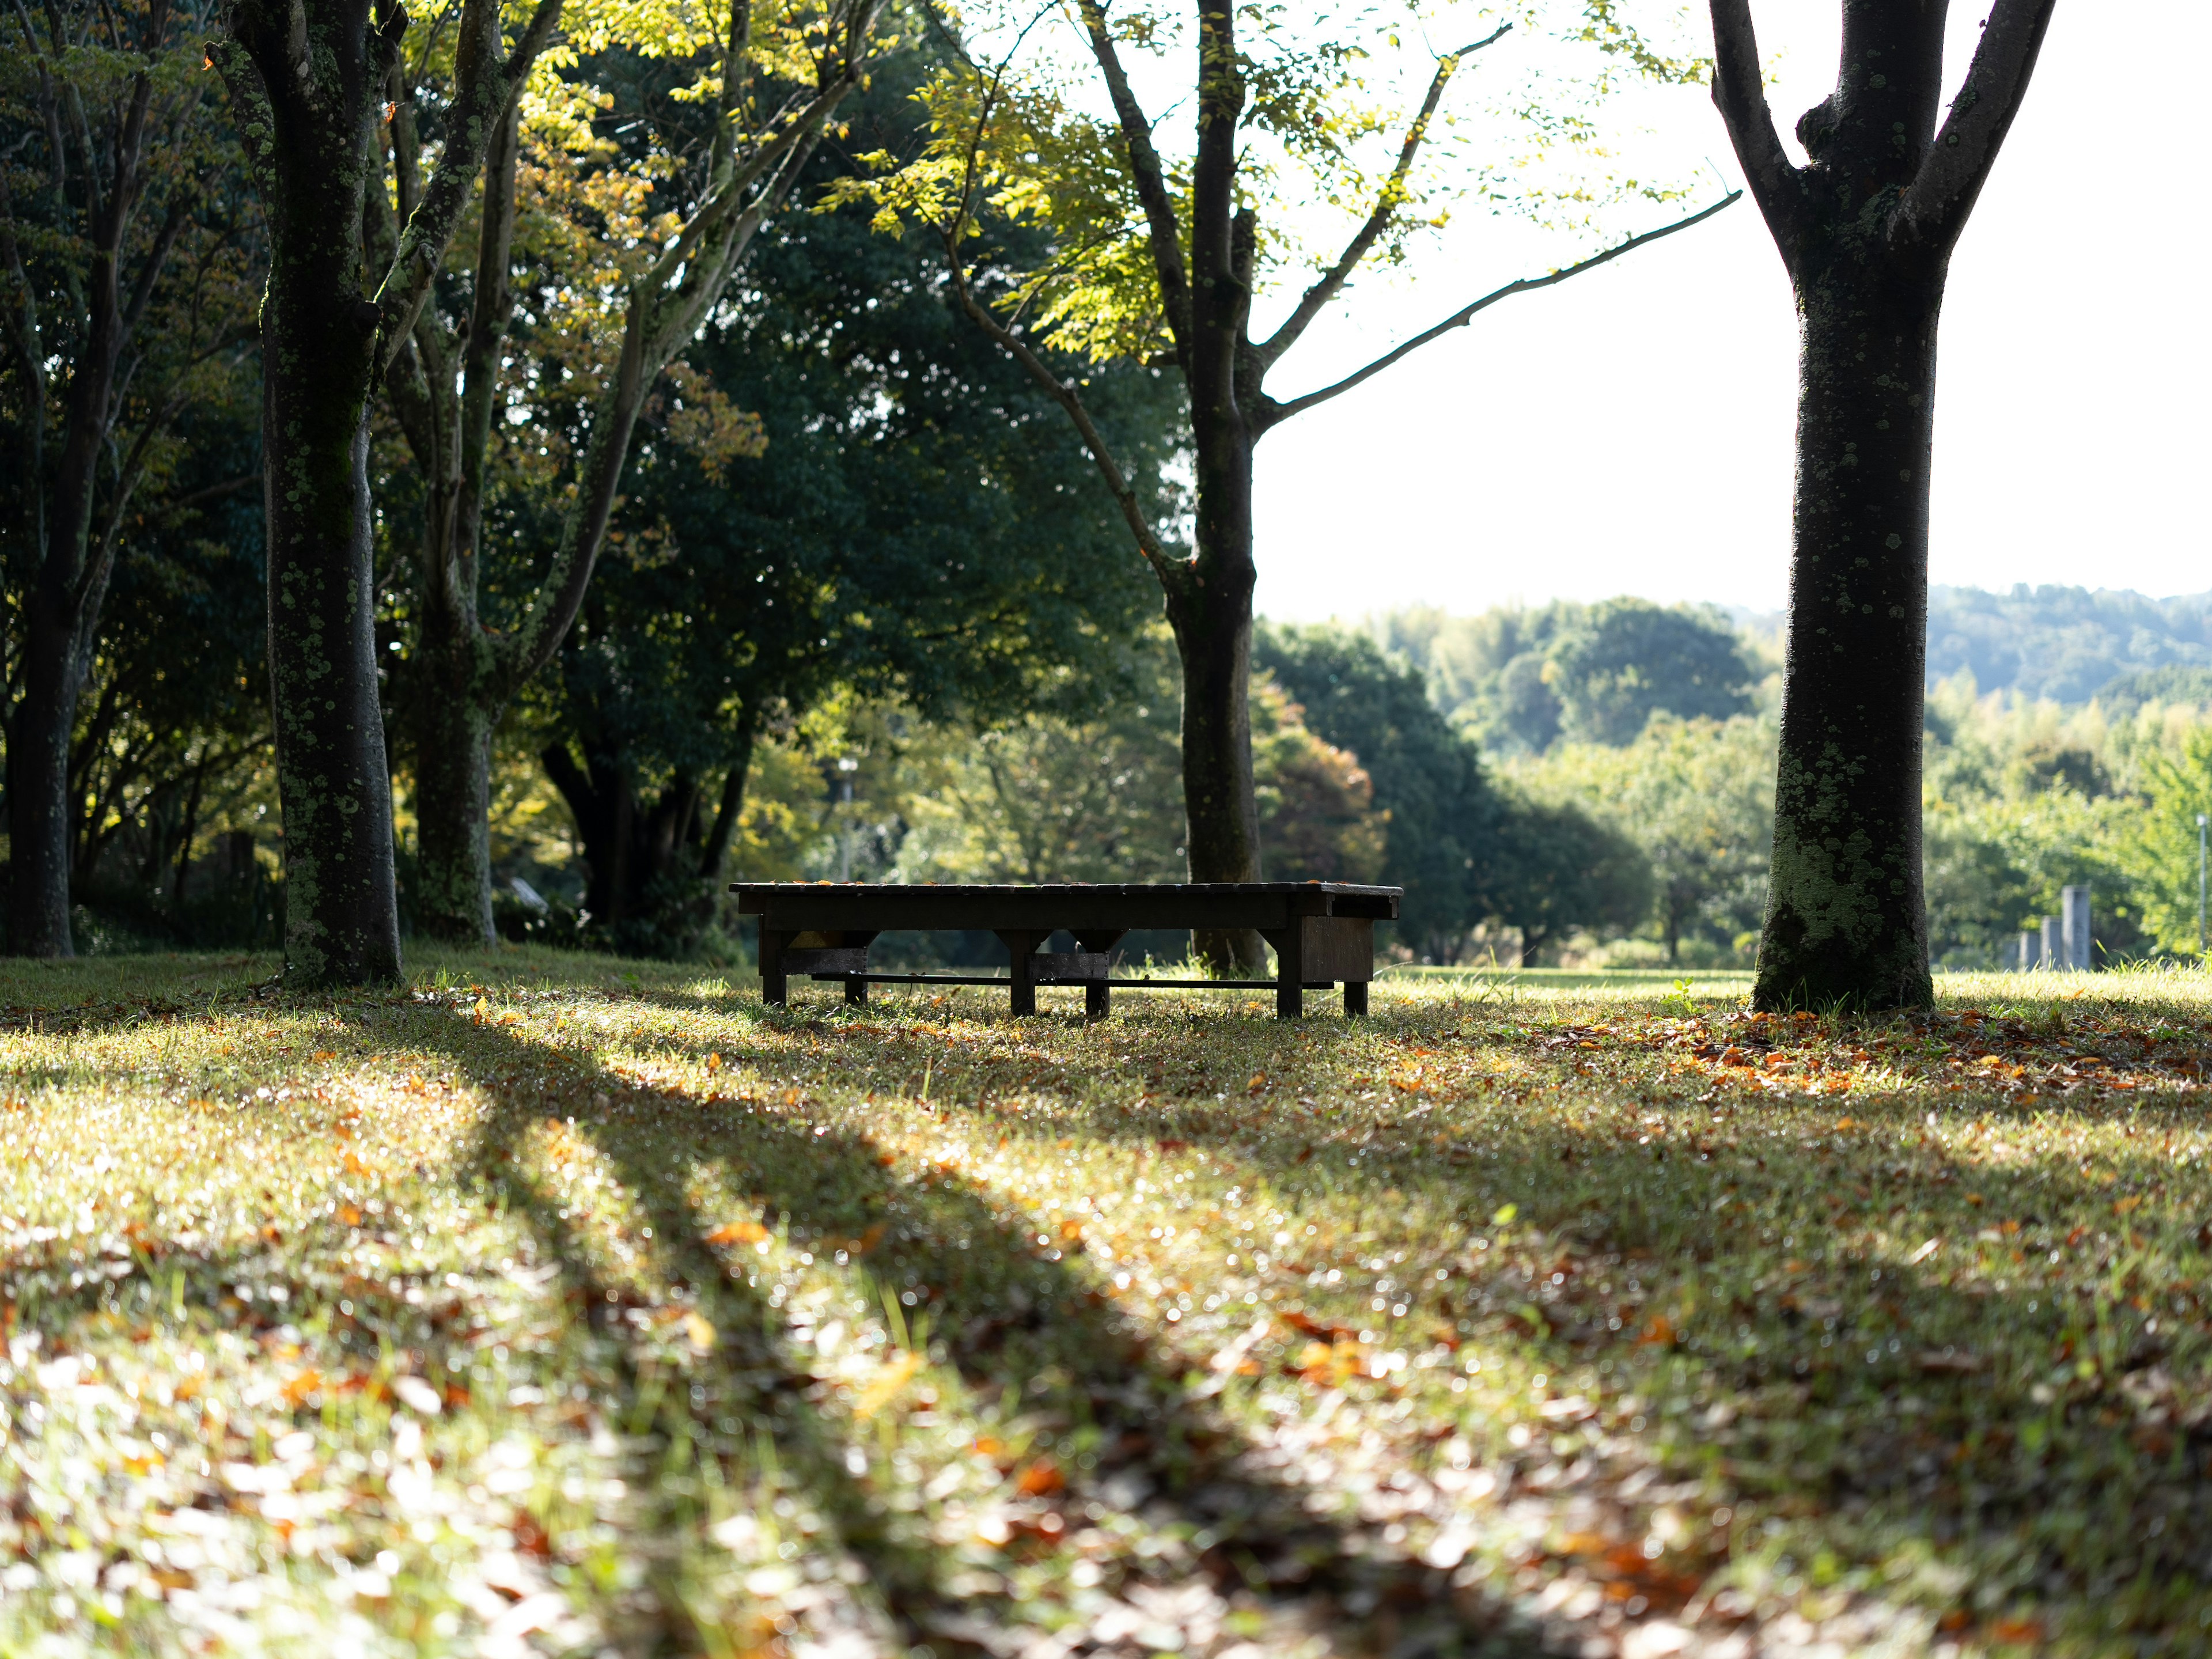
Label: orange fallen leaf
xmin=1635 ymin=1315 xmax=1677 ymax=1348
xmin=704 ymin=1219 xmax=769 ymax=1246
xmin=706 ymin=1052 xmax=722 ymax=1071
xmin=1014 ymin=1458 xmax=1065 ymax=1497
xmin=1987 ymin=1617 xmax=2045 ymax=1645
xmin=311 ymin=1050 xmax=336 ymax=1063
xmin=338 ymin=1205 xmax=363 ymax=1226
xmin=282 ymin=1369 xmax=323 ymax=1407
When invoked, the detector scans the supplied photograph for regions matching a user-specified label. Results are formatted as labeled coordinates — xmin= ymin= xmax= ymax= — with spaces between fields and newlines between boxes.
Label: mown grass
xmin=2 ymin=949 xmax=2208 ymax=1657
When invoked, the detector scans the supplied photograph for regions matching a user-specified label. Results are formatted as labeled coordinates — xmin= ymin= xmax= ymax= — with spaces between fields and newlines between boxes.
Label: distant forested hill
xmin=1370 ymin=588 xmax=2212 ymax=744
xmin=1920 ymin=586 xmax=2212 ymax=702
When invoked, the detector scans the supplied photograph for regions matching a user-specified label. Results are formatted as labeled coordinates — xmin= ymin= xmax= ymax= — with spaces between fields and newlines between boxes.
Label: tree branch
xmin=1706 ymin=0 xmax=1804 ymax=253
xmin=1255 ymin=25 xmax=1508 ymax=373
xmin=1257 ymin=192 xmax=1742 ymax=431
xmin=1896 ymin=0 xmax=2059 ymax=249
xmin=942 ymin=226 xmax=1184 ymax=593
xmin=372 ymin=0 xmax=565 ymax=378
xmin=494 ymin=3 xmax=881 ymax=698
xmin=1073 ymin=0 xmax=1191 ymax=358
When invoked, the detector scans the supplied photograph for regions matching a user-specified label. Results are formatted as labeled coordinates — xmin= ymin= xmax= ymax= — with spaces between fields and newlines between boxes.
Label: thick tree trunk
xmin=1753 ymin=281 xmax=1940 ymax=1012
xmin=1708 ymin=0 xmax=2058 ymax=1010
xmin=260 ymin=225 xmax=401 ymax=984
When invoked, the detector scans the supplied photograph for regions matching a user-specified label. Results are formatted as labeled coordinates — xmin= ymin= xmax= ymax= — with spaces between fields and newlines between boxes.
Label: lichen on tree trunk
xmin=1755 ymin=283 xmax=1938 ymax=1012
xmin=1706 ymin=0 xmax=2059 ymax=1012
xmin=1165 ymin=442 xmax=1265 ymax=974
xmin=261 ymin=329 xmax=403 ymax=985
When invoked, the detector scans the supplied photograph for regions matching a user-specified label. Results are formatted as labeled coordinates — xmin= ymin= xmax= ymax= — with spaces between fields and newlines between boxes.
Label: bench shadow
xmin=422 ymin=1010 xmax=1539 ymax=1659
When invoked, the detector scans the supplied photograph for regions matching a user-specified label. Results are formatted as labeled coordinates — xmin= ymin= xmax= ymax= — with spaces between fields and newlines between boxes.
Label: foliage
xmin=6 ymin=955 xmax=2212 ymax=1656
xmin=1256 ymin=623 xmax=1505 ymax=958
xmin=1483 ymin=792 xmax=1651 ymax=964
xmin=1546 ymin=599 xmax=1757 ymax=745
xmin=884 ymin=647 xmax=1384 ymax=892
xmin=1251 ymin=677 xmax=1387 ymax=885
xmin=1379 ymin=599 xmax=1759 ymax=753
xmin=524 ymin=63 xmax=1185 ymax=954
xmin=1511 ymin=714 xmax=1773 ymax=965
xmin=2121 ymin=724 xmax=2212 ymax=960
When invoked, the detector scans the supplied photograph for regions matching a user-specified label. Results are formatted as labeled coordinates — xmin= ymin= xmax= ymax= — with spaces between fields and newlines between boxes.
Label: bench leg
xmin=1075 ymin=929 xmax=1123 ymax=1021
xmin=760 ymin=927 xmax=789 ymax=1007
xmin=1275 ymin=927 xmax=1304 ymax=1020
xmin=998 ymin=930 xmax=1041 ymax=1016
xmin=1344 ymin=980 xmax=1368 ymax=1017
xmin=845 ymin=977 xmax=869 ymax=1007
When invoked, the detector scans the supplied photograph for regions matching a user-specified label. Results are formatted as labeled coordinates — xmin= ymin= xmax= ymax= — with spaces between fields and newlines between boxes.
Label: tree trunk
xmin=262 ymin=350 xmax=402 ymax=983
xmin=1172 ymin=268 xmax=1265 ymax=974
xmin=1753 ymin=281 xmax=1938 ymax=1011
xmin=406 ymin=621 xmax=497 ymax=945
xmin=1707 ymin=0 xmax=2058 ymax=1011
xmin=700 ymin=731 xmax=754 ymax=880
xmin=7 ymin=608 xmax=85 ymax=956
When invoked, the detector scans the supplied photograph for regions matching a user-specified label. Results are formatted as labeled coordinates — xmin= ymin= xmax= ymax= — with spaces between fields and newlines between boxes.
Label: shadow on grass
xmin=620 ymin=994 xmax=2212 ymax=1645
xmin=419 ymin=1007 xmax=1536 ymax=1658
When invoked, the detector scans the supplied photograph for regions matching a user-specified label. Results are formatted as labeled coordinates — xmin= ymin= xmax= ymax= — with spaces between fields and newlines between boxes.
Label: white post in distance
xmin=2061 ymin=885 xmax=2091 ymax=972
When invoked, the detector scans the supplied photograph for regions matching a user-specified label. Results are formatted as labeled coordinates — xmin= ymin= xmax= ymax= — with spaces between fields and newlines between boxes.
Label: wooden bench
xmin=730 ymin=881 xmax=1401 ymax=1018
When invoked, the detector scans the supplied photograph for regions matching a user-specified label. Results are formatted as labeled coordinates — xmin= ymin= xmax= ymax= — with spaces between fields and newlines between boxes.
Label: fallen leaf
xmin=704 ymin=1219 xmax=770 ymax=1246
xmin=684 ymin=1312 xmax=717 ymax=1353
xmin=1915 ymin=1351 xmax=1984 ymax=1376
xmin=854 ymin=1351 xmax=922 ymax=1419
xmin=1014 ymin=1458 xmax=1064 ymax=1497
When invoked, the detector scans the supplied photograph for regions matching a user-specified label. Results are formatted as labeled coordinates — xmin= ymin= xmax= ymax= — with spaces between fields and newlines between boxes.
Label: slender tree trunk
xmin=700 ymin=729 xmax=754 ymax=880
xmin=1753 ymin=279 xmax=1939 ymax=1010
xmin=406 ymin=618 xmax=497 ymax=945
xmin=1164 ymin=431 xmax=1262 ymax=970
xmin=7 ymin=605 xmax=85 ymax=955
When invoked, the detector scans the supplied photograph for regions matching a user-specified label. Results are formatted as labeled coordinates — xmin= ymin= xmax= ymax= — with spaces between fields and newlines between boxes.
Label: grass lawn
xmin=3 ymin=951 xmax=2209 ymax=1657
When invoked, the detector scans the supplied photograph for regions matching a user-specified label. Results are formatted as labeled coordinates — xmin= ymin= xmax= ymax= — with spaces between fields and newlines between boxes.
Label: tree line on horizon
xmin=4 ymin=0 xmax=2077 ymax=1010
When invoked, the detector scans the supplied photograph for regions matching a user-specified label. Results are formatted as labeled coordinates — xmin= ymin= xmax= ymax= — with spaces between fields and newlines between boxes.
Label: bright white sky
xmin=1234 ymin=1 xmax=2210 ymax=622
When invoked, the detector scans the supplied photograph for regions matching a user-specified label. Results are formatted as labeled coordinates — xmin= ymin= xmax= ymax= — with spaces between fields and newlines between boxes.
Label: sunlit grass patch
xmin=1 ymin=950 xmax=2208 ymax=1654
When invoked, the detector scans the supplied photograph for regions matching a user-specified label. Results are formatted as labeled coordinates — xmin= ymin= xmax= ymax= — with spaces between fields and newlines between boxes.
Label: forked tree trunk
xmin=1707 ymin=0 xmax=2058 ymax=1010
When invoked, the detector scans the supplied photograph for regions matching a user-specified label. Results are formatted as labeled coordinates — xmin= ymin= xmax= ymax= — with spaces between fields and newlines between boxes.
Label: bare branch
xmin=1255 ymin=25 xmax=1508 ymax=372
xmin=1258 ymin=192 xmax=1743 ymax=431
xmin=1896 ymin=0 xmax=2058 ymax=248
xmin=942 ymin=227 xmax=1184 ymax=591
xmin=1706 ymin=0 xmax=1804 ymax=252
xmin=1073 ymin=0 xmax=1190 ymax=357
